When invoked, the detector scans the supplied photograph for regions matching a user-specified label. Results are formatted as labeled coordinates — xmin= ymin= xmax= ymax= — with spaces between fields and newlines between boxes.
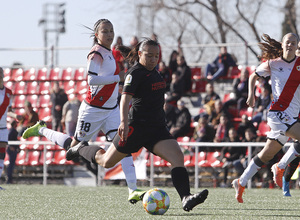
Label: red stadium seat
xmin=49 ymin=68 xmax=60 ymax=81
xmin=77 ymin=93 xmax=87 ymax=102
xmin=63 ymin=80 xmax=75 ymax=95
xmin=24 ymin=136 xmax=41 ymax=150
xmin=26 ymin=95 xmax=38 ymax=108
xmin=26 ymin=81 xmax=38 ymax=95
xmin=74 ymin=68 xmax=86 ymax=81
xmin=38 ymin=94 xmax=51 ymax=108
xmin=12 ymin=95 xmax=26 ymax=108
xmin=75 ymin=81 xmax=88 ymax=94
xmin=11 ymin=68 xmax=24 ymax=82
xmin=257 ymin=121 xmax=270 ymax=136
xmin=27 ymin=151 xmax=41 ymax=166
xmin=37 ymin=68 xmax=48 ymax=81
xmin=3 ymin=68 xmax=11 ymax=82
xmin=191 ymin=78 xmax=207 ymax=93
xmin=53 ymin=150 xmax=74 ymax=165
xmin=15 ymin=150 xmax=27 ymax=166
xmin=23 ymin=68 xmax=37 ymax=81
xmin=14 ymin=81 xmax=26 ymax=95
xmin=39 ymin=107 xmax=51 ymax=122
xmin=13 ymin=108 xmax=25 ymax=116
xmin=38 ymin=81 xmax=51 ymax=95
xmin=39 ymin=151 xmax=54 ymax=165
xmin=61 ymin=68 xmax=73 ymax=81
xmin=4 ymin=81 xmax=14 ymax=90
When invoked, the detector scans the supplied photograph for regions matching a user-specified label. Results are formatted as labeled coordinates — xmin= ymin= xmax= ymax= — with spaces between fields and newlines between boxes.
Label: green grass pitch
xmin=0 ymin=185 xmax=300 ymax=219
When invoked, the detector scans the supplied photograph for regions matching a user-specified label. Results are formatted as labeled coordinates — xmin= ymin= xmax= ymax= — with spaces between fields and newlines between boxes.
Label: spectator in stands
xmin=168 ymin=50 xmax=179 ymax=73
xmin=112 ymin=36 xmax=125 ymax=72
xmin=17 ymin=101 xmax=39 ymax=136
xmin=6 ymin=120 xmax=19 ymax=184
xmin=208 ymin=99 xmax=232 ymax=128
xmin=251 ymin=84 xmax=271 ymax=126
xmin=164 ymin=102 xmax=177 ymax=130
xmin=237 ymin=114 xmax=257 ymax=140
xmin=219 ymin=127 xmax=246 ymax=187
xmin=50 ymin=82 xmax=68 ymax=132
xmin=176 ymin=55 xmax=192 ymax=93
xmin=223 ymin=68 xmax=249 ymax=111
xmin=165 ymin=72 xmax=184 ymax=104
xmin=205 ymin=46 xmax=237 ymax=81
xmin=170 ymin=100 xmax=192 ymax=139
xmin=61 ymin=96 xmax=81 ymax=136
xmin=192 ymin=114 xmax=215 ymax=143
xmin=202 ymin=82 xmax=221 ymax=115
xmin=0 ymin=67 xmax=23 ymax=189
xmin=22 ymin=19 xmax=142 ymax=204
xmin=159 ymin=61 xmax=172 ymax=92
xmin=213 ymin=113 xmax=232 ymax=143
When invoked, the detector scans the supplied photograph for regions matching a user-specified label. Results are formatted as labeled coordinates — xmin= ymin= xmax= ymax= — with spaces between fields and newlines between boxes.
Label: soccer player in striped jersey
xmin=233 ymin=33 xmax=300 ymax=203
xmin=22 ymin=19 xmax=144 ymax=203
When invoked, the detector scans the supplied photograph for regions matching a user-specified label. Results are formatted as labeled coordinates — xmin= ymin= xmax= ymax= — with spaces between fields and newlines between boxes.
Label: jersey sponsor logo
xmin=297 ymin=65 xmax=300 ymax=71
xmin=125 ymin=74 xmax=132 ymax=86
xmin=152 ymin=81 xmax=166 ymax=91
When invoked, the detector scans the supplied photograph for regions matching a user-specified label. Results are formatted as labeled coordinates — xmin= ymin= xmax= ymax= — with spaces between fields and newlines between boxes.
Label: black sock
xmin=78 ymin=145 xmax=103 ymax=164
xmin=284 ymin=157 xmax=300 ymax=182
xmin=63 ymin=137 xmax=72 ymax=151
xmin=171 ymin=167 xmax=191 ymax=200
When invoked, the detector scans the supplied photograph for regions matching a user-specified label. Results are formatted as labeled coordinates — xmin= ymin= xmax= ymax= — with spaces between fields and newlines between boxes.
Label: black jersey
xmin=123 ymin=63 xmax=166 ymax=126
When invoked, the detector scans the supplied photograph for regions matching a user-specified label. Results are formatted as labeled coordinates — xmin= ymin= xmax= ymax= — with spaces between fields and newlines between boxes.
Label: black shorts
xmin=113 ymin=122 xmax=174 ymax=154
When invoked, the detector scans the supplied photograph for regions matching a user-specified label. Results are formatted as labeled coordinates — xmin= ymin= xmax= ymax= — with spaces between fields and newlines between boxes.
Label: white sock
xmin=39 ymin=127 xmax=70 ymax=148
xmin=239 ymin=159 xmax=261 ymax=187
xmin=121 ymin=156 xmax=137 ymax=194
xmin=278 ymin=143 xmax=299 ymax=169
xmin=0 ymin=159 xmax=4 ymax=178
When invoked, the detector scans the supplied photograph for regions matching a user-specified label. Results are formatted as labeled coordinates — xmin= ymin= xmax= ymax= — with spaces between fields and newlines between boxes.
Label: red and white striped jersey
xmin=85 ymin=44 xmax=120 ymax=109
xmin=256 ymin=57 xmax=300 ymax=118
xmin=0 ymin=87 xmax=12 ymax=128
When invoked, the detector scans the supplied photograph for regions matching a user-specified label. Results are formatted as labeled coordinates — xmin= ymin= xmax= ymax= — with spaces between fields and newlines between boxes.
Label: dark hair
xmin=117 ymin=38 xmax=159 ymax=65
xmin=83 ymin=19 xmax=112 ymax=46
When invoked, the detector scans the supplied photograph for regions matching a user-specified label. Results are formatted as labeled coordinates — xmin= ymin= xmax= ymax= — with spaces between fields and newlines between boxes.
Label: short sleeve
xmin=123 ymin=71 xmax=143 ymax=96
xmin=255 ymin=60 xmax=271 ymax=78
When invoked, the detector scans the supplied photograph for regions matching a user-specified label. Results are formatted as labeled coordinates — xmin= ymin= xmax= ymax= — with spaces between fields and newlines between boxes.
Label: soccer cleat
xmin=182 ymin=189 xmax=208 ymax=212
xmin=271 ymin=163 xmax=285 ymax=188
xmin=128 ymin=189 xmax=147 ymax=204
xmin=232 ymin=179 xmax=245 ymax=203
xmin=66 ymin=141 xmax=89 ymax=161
xmin=282 ymin=176 xmax=291 ymax=197
xmin=22 ymin=121 xmax=46 ymax=139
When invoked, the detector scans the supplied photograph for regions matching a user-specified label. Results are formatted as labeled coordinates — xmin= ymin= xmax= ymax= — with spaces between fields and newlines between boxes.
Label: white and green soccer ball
xmin=142 ymin=188 xmax=170 ymax=215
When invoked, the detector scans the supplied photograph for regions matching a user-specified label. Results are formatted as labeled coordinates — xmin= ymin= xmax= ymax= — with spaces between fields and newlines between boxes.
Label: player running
xmin=22 ymin=19 xmax=145 ymax=203
xmin=233 ymin=33 xmax=300 ymax=203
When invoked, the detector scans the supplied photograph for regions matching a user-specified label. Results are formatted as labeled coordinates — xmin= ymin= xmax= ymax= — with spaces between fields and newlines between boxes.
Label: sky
xmin=0 ymin=0 xmax=137 ymax=68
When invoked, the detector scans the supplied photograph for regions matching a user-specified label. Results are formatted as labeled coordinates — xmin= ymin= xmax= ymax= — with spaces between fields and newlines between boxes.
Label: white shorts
xmin=266 ymin=111 xmax=298 ymax=145
xmin=0 ymin=128 xmax=8 ymax=143
xmin=74 ymin=101 xmax=120 ymax=142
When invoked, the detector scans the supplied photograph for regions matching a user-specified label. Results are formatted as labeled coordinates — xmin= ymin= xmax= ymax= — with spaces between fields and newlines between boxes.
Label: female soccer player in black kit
xmin=66 ymin=39 xmax=208 ymax=212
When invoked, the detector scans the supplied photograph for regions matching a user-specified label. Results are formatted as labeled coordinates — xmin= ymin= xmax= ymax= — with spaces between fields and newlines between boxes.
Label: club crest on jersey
xmin=77 ymin=131 xmax=86 ymax=138
xmin=125 ymin=75 xmax=132 ymax=86
xmin=297 ymin=66 xmax=300 ymax=71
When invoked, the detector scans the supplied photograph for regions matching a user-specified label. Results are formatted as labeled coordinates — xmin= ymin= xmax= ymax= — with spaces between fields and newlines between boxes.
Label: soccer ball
xmin=142 ymin=188 xmax=170 ymax=215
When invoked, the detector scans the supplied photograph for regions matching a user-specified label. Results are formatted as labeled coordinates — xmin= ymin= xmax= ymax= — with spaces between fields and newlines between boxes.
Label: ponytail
xmin=116 ymin=38 xmax=159 ymax=65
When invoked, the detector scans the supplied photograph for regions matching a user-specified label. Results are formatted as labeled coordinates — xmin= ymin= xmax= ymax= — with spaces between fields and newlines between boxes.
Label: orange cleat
xmin=232 ymin=179 xmax=245 ymax=203
xmin=271 ymin=163 xmax=285 ymax=188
